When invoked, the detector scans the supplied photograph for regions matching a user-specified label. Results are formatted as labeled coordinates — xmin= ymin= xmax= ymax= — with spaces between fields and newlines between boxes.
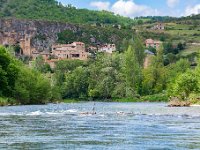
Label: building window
xmin=72 ymin=54 xmax=80 ymax=58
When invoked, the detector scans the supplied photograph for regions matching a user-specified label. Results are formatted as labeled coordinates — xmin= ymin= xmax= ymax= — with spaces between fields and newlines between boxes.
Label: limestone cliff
xmin=0 ymin=18 xmax=79 ymax=52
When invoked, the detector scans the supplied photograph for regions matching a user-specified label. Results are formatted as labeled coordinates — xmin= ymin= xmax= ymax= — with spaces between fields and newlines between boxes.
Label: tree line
xmin=35 ymin=35 xmax=197 ymax=102
xmin=1 ymin=34 xmax=199 ymax=105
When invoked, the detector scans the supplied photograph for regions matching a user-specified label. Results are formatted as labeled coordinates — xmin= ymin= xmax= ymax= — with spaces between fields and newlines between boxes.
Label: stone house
xmin=145 ymin=39 xmax=162 ymax=50
xmin=51 ymin=42 xmax=88 ymax=60
xmin=152 ymin=23 xmax=165 ymax=30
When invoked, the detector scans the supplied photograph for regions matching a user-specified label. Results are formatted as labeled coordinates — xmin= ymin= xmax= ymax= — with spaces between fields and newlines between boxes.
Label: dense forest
xmin=0 ymin=0 xmax=134 ymax=26
xmin=1 ymin=0 xmax=199 ymax=27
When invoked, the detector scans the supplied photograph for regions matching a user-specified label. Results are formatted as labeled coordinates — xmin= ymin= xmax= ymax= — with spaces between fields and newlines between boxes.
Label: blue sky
xmin=58 ymin=0 xmax=200 ymax=17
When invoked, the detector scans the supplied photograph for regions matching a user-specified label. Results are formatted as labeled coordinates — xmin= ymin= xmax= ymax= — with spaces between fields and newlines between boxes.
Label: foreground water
xmin=0 ymin=102 xmax=200 ymax=150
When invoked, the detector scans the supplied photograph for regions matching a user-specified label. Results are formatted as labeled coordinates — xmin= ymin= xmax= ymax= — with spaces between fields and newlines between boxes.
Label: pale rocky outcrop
xmin=0 ymin=18 xmax=79 ymax=52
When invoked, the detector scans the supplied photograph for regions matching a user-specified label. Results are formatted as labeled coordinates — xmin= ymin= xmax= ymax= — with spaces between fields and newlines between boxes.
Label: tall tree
xmin=133 ymin=35 xmax=145 ymax=67
xmin=125 ymin=45 xmax=140 ymax=97
xmin=142 ymin=44 xmax=167 ymax=95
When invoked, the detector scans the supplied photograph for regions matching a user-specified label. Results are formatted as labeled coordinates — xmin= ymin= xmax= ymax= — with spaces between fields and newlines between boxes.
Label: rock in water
xmin=168 ymin=97 xmax=190 ymax=107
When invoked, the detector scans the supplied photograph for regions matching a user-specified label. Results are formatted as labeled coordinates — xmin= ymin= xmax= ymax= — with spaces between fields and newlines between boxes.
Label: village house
xmin=98 ymin=44 xmax=116 ymax=54
xmin=145 ymin=39 xmax=162 ymax=50
xmin=51 ymin=42 xmax=88 ymax=60
xmin=151 ymin=23 xmax=165 ymax=30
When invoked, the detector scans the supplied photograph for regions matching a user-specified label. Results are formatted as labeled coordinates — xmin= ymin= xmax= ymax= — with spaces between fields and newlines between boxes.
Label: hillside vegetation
xmin=0 ymin=0 xmax=134 ymax=26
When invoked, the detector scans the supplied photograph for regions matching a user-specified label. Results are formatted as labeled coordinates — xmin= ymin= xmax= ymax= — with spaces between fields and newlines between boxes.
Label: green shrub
xmin=0 ymin=97 xmax=8 ymax=106
xmin=0 ymin=97 xmax=17 ymax=106
xmin=141 ymin=93 xmax=168 ymax=102
xmin=112 ymin=97 xmax=140 ymax=102
xmin=189 ymin=93 xmax=200 ymax=104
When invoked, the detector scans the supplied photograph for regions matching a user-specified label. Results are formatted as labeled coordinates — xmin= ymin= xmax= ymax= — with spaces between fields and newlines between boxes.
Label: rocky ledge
xmin=168 ymin=97 xmax=191 ymax=107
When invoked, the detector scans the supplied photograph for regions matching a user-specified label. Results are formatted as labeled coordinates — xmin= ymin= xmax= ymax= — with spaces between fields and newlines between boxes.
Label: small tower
xmin=20 ymin=34 xmax=32 ymax=56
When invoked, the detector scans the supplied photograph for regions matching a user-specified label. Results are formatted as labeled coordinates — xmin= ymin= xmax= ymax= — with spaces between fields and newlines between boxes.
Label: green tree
xmin=0 ymin=46 xmax=19 ymax=97
xmin=14 ymin=67 xmax=51 ymax=104
xmin=133 ymin=35 xmax=145 ymax=67
xmin=170 ymin=71 xmax=199 ymax=100
xmin=63 ymin=67 xmax=89 ymax=98
xmin=34 ymin=55 xmax=51 ymax=73
xmin=124 ymin=45 xmax=140 ymax=97
xmin=57 ymin=30 xmax=76 ymax=44
xmin=142 ymin=44 xmax=167 ymax=95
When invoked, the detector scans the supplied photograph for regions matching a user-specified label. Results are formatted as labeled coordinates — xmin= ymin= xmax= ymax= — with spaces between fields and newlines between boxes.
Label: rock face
xmin=168 ymin=97 xmax=191 ymax=107
xmin=0 ymin=18 xmax=79 ymax=52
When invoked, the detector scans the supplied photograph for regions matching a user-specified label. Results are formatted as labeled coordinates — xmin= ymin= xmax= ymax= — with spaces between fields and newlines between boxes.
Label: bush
xmin=170 ymin=71 xmax=199 ymax=100
xmin=0 ymin=97 xmax=17 ymax=106
xmin=141 ymin=94 xmax=168 ymax=102
xmin=14 ymin=67 xmax=51 ymax=104
xmin=0 ymin=97 xmax=9 ymax=106
xmin=189 ymin=93 xmax=200 ymax=104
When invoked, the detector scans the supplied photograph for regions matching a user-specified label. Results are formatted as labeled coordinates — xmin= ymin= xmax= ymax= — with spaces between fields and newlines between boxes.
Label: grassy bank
xmin=62 ymin=94 xmax=169 ymax=103
xmin=0 ymin=97 xmax=18 ymax=106
xmin=113 ymin=94 xmax=168 ymax=102
xmin=0 ymin=94 xmax=169 ymax=106
xmin=62 ymin=99 xmax=81 ymax=103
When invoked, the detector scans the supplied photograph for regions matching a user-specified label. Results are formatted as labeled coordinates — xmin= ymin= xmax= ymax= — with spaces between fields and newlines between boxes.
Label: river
xmin=0 ymin=102 xmax=200 ymax=150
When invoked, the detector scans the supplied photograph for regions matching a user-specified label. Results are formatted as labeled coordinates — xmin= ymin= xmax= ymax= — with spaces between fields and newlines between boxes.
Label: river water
xmin=0 ymin=102 xmax=200 ymax=150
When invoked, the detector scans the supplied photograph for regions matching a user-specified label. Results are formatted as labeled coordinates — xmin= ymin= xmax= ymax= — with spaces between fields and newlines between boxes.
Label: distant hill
xmin=181 ymin=14 xmax=200 ymax=20
xmin=0 ymin=0 xmax=134 ymax=26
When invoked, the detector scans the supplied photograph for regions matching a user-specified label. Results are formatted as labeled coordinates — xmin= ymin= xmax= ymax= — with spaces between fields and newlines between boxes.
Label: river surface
xmin=0 ymin=102 xmax=200 ymax=150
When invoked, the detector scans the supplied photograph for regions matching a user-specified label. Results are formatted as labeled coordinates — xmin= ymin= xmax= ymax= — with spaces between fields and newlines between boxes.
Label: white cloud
xmin=185 ymin=4 xmax=200 ymax=16
xmin=111 ymin=0 xmax=159 ymax=18
xmin=90 ymin=1 xmax=110 ymax=10
xmin=90 ymin=0 xmax=160 ymax=18
xmin=167 ymin=0 xmax=179 ymax=8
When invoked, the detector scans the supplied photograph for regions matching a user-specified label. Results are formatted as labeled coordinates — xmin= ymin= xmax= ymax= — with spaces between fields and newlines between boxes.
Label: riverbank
xmin=62 ymin=94 xmax=169 ymax=103
xmin=0 ymin=97 xmax=19 ymax=106
xmin=114 ymin=94 xmax=169 ymax=102
xmin=2 ymin=93 xmax=200 ymax=106
xmin=0 ymin=94 xmax=169 ymax=106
